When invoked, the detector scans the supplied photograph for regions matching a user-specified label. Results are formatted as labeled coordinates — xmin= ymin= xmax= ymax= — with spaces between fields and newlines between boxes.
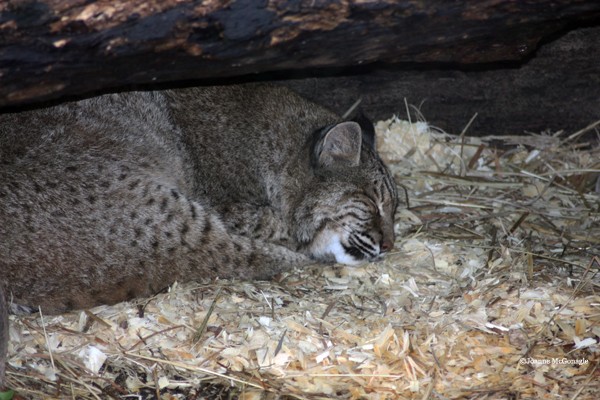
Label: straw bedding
xmin=4 ymin=115 xmax=599 ymax=399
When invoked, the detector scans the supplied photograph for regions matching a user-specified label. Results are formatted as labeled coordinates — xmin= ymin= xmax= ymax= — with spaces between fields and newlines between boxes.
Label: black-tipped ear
xmin=352 ymin=111 xmax=376 ymax=149
xmin=315 ymin=121 xmax=362 ymax=168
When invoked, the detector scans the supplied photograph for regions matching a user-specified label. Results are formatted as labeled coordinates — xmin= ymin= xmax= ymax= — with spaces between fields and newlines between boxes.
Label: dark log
xmin=0 ymin=0 xmax=599 ymax=109
xmin=281 ymin=26 xmax=600 ymax=137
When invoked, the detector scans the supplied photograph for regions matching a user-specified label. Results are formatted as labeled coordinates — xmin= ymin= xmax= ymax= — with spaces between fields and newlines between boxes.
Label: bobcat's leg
xmin=142 ymin=188 xmax=309 ymax=281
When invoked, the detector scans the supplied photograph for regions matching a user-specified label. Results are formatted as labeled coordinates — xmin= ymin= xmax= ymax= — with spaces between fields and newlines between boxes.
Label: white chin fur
xmin=310 ymin=230 xmax=364 ymax=266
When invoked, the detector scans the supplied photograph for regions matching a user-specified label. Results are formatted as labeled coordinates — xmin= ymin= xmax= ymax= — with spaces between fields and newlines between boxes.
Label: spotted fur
xmin=0 ymin=84 xmax=399 ymax=312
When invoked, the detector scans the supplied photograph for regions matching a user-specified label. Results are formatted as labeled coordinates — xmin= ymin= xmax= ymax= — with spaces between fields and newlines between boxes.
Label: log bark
xmin=0 ymin=0 xmax=599 ymax=108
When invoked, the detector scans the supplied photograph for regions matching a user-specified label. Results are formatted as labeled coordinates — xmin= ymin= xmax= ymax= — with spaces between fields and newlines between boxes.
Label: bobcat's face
xmin=305 ymin=168 xmax=398 ymax=265
xmin=297 ymin=120 xmax=399 ymax=265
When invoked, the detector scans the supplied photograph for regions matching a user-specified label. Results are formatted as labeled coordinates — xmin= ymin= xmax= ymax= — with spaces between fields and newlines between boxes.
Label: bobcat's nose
xmin=380 ymin=239 xmax=393 ymax=253
xmin=379 ymin=226 xmax=395 ymax=254
xmin=378 ymin=218 xmax=395 ymax=255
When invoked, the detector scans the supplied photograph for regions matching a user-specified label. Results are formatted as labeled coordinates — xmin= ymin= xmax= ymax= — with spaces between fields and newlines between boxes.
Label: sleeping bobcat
xmin=0 ymin=84 xmax=398 ymax=385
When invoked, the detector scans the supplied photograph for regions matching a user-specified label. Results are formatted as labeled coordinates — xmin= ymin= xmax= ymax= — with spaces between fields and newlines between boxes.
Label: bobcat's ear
xmin=317 ymin=121 xmax=362 ymax=168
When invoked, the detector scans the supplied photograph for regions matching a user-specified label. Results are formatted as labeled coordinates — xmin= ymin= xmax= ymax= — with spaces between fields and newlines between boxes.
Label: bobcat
xmin=0 ymin=84 xmax=398 ymax=383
